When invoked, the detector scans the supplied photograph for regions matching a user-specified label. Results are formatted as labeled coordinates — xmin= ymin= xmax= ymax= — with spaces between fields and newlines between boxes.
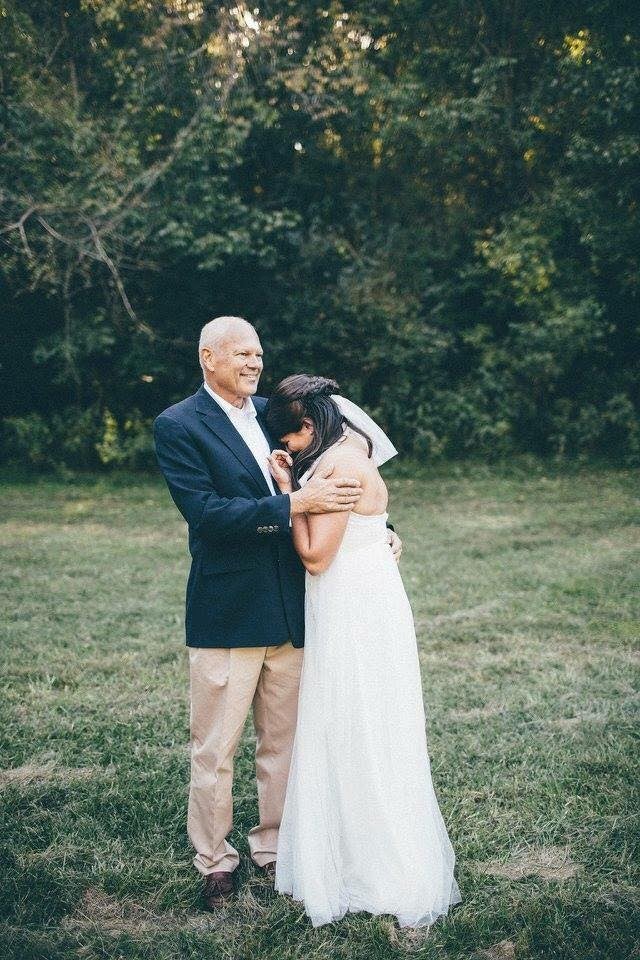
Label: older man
xmin=154 ymin=316 xmax=401 ymax=909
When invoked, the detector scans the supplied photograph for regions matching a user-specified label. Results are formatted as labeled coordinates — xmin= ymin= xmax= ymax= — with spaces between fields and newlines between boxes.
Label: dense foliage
xmin=1 ymin=0 xmax=638 ymax=468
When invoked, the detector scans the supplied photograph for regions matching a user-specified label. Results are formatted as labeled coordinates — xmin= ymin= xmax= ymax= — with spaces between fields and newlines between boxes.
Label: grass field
xmin=1 ymin=463 xmax=638 ymax=960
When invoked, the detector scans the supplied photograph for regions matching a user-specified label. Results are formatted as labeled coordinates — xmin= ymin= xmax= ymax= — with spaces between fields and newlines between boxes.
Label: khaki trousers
xmin=187 ymin=642 xmax=303 ymax=875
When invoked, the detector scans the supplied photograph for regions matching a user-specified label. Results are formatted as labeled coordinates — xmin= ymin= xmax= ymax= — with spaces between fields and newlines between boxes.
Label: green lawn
xmin=1 ymin=464 xmax=638 ymax=960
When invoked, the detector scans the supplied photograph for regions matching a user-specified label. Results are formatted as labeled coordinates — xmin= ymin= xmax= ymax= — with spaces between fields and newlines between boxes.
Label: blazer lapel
xmin=255 ymin=405 xmax=289 ymax=500
xmin=195 ymin=386 xmax=272 ymax=496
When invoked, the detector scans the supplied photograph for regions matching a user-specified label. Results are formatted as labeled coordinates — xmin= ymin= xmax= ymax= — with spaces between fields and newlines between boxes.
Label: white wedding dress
xmin=275 ymin=466 xmax=461 ymax=927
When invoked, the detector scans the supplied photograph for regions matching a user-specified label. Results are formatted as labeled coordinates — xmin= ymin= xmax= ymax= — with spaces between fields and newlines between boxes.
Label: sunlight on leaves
xmin=564 ymin=29 xmax=590 ymax=62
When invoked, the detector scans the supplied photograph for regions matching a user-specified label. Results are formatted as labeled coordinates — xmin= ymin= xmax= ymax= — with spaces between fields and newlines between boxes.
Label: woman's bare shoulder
xmin=321 ymin=441 xmax=375 ymax=479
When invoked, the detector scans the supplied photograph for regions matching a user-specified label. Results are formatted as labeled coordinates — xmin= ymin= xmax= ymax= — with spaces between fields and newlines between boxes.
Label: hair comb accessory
xmin=302 ymin=376 xmax=339 ymax=398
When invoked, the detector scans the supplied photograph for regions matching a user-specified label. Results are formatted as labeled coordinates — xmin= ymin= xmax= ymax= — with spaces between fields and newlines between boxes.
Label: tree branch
xmin=84 ymin=217 xmax=155 ymax=338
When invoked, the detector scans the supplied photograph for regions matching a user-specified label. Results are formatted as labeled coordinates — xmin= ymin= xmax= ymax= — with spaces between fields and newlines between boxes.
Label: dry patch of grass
xmin=448 ymin=702 xmax=507 ymax=721
xmin=60 ymin=887 xmax=210 ymax=934
xmin=474 ymin=845 xmax=581 ymax=881
xmin=383 ymin=921 xmax=432 ymax=952
xmin=455 ymin=513 xmax=522 ymax=530
xmin=550 ymin=711 xmax=611 ymax=730
xmin=478 ymin=940 xmax=517 ymax=960
xmin=61 ymin=881 xmax=280 ymax=937
xmin=0 ymin=762 xmax=115 ymax=787
xmin=419 ymin=600 xmax=505 ymax=629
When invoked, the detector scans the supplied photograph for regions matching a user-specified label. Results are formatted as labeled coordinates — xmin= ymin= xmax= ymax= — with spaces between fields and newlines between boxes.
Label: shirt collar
xmin=203 ymin=381 xmax=257 ymax=419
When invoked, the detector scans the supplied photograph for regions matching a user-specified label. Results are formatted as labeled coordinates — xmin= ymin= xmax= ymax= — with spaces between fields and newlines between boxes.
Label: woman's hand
xmin=267 ymin=450 xmax=294 ymax=492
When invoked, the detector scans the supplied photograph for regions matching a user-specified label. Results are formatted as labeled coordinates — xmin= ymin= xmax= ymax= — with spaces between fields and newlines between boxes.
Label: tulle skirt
xmin=275 ymin=513 xmax=461 ymax=927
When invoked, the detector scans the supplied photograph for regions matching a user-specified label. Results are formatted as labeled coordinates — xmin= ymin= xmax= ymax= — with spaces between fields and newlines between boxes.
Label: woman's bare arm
xmin=268 ymin=446 xmax=368 ymax=575
xmin=295 ymin=448 xmax=370 ymax=574
xmin=293 ymin=509 xmax=350 ymax=575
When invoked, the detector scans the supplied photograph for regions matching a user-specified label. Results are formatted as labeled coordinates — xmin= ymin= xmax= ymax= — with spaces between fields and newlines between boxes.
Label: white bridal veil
xmin=331 ymin=394 xmax=398 ymax=467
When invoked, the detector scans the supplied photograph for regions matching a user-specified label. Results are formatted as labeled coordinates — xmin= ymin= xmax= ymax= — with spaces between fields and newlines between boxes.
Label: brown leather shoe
xmin=203 ymin=870 xmax=235 ymax=909
xmin=259 ymin=861 xmax=276 ymax=881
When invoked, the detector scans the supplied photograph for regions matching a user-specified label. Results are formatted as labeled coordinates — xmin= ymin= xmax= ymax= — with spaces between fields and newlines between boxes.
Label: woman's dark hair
xmin=265 ymin=374 xmax=373 ymax=486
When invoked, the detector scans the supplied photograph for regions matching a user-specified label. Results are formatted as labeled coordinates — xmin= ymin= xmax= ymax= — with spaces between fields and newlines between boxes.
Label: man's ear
xmin=302 ymin=417 xmax=314 ymax=434
xmin=201 ymin=347 xmax=215 ymax=372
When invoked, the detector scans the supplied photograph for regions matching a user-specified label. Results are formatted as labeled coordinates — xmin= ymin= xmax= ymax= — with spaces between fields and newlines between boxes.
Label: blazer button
xmin=274 ymin=525 xmax=279 ymax=532
xmin=268 ymin=525 xmax=275 ymax=533
xmin=257 ymin=526 xmax=264 ymax=533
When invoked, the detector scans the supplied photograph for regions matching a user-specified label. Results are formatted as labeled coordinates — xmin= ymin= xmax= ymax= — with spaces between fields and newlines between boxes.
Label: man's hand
xmin=290 ymin=463 xmax=362 ymax=515
xmin=388 ymin=528 xmax=402 ymax=563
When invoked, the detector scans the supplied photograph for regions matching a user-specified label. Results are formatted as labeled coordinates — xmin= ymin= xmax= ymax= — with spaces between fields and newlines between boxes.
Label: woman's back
xmin=313 ymin=430 xmax=389 ymax=516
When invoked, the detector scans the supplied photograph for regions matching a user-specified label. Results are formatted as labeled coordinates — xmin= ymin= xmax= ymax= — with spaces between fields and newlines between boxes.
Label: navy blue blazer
xmin=153 ymin=386 xmax=305 ymax=648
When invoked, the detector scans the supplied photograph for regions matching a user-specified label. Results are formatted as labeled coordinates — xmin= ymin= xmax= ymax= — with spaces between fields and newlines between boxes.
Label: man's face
xmin=202 ymin=330 xmax=264 ymax=405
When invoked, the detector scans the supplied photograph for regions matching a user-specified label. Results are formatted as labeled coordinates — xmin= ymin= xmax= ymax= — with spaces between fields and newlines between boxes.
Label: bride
xmin=264 ymin=374 xmax=461 ymax=929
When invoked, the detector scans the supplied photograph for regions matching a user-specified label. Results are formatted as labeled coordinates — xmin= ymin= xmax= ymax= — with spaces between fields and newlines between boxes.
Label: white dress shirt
xmin=203 ymin=382 xmax=277 ymax=496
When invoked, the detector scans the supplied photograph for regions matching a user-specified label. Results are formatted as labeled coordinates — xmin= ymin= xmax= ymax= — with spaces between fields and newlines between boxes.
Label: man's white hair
xmin=198 ymin=316 xmax=256 ymax=370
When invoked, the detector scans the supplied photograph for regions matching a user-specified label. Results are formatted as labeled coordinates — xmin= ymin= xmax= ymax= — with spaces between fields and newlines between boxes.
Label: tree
xmin=1 ymin=1 xmax=638 ymax=467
